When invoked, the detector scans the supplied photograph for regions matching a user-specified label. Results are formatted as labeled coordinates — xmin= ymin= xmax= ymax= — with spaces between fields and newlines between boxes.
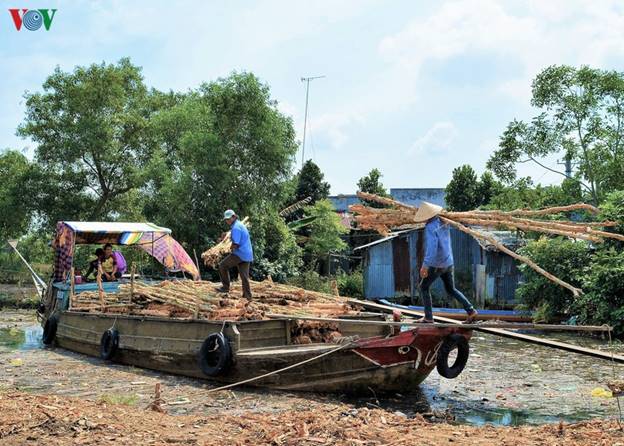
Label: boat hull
xmin=50 ymin=311 xmax=471 ymax=394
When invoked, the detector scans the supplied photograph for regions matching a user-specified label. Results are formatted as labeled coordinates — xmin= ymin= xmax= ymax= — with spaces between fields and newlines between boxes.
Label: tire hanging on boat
xmin=42 ymin=313 xmax=58 ymax=345
xmin=100 ymin=328 xmax=120 ymax=360
xmin=436 ymin=333 xmax=469 ymax=379
xmin=198 ymin=332 xmax=232 ymax=377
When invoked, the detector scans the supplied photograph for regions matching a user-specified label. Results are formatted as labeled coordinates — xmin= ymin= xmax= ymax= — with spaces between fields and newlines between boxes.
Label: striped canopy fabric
xmin=52 ymin=221 xmax=199 ymax=281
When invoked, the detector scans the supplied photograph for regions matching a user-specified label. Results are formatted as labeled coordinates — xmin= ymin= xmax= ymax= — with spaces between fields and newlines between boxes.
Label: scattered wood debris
xmin=1 ymin=390 xmax=622 ymax=446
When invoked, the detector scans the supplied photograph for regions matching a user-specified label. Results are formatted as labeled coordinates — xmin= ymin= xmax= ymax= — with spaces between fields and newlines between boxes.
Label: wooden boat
xmin=36 ymin=221 xmax=473 ymax=394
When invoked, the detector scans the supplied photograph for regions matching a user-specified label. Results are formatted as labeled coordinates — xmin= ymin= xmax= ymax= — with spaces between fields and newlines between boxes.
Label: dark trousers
xmin=219 ymin=254 xmax=252 ymax=299
xmin=101 ymin=272 xmax=122 ymax=282
xmin=420 ymin=266 xmax=474 ymax=320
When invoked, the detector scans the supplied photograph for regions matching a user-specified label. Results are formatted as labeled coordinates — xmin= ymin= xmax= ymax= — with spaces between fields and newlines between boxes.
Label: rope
xmin=206 ymin=341 xmax=357 ymax=394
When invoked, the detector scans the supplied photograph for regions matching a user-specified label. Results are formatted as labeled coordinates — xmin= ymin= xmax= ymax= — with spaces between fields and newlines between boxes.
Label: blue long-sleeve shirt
xmin=423 ymin=217 xmax=454 ymax=269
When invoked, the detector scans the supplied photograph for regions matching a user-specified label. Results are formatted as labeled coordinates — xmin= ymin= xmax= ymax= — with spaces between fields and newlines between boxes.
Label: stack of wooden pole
xmin=350 ymin=192 xmax=623 ymax=296
xmin=70 ymin=279 xmax=358 ymax=321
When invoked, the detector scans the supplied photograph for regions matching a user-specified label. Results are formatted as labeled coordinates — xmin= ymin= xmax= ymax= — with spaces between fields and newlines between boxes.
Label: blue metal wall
xmin=362 ymin=228 xmax=522 ymax=305
xmin=363 ymin=241 xmax=395 ymax=298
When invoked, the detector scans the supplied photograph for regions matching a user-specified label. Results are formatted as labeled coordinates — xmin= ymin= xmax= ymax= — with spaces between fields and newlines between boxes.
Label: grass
xmin=0 ymin=292 xmax=39 ymax=310
xmin=98 ymin=393 xmax=140 ymax=406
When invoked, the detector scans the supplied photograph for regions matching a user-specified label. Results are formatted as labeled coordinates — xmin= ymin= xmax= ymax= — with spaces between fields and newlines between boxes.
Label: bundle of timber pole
xmin=201 ymin=216 xmax=250 ymax=268
xmin=350 ymin=192 xmax=624 ymax=297
xmin=71 ymin=279 xmax=357 ymax=321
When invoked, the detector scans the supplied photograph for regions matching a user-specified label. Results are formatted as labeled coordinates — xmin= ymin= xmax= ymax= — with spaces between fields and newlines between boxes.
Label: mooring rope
xmin=205 ymin=340 xmax=357 ymax=394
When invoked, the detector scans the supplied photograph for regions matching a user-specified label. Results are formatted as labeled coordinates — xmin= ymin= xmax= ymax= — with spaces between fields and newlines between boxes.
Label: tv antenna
xmin=300 ymin=75 xmax=325 ymax=167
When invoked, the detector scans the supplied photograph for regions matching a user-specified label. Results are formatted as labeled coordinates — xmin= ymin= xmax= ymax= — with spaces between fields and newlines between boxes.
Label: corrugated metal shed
xmin=359 ymin=226 xmax=523 ymax=307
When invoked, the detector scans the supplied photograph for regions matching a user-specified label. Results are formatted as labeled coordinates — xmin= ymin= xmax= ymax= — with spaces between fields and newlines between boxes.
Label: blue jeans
xmin=420 ymin=266 xmax=474 ymax=320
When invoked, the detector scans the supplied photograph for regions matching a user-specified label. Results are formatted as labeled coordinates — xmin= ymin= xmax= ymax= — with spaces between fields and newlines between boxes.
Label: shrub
xmin=286 ymin=270 xmax=332 ymax=294
xmin=516 ymin=237 xmax=591 ymax=321
xmin=574 ymin=248 xmax=624 ymax=336
xmin=336 ymin=271 xmax=363 ymax=298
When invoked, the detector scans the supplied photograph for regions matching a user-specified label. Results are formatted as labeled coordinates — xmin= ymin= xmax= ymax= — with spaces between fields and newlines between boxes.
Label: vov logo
xmin=9 ymin=9 xmax=57 ymax=31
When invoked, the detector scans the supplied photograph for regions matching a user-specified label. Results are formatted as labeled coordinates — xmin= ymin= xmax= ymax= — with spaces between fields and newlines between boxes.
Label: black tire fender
xmin=436 ymin=333 xmax=469 ymax=379
xmin=198 ymin=333 xmax=232 ymax=377
xmin=42 ymin=314 xmax=58 ymax=345
xmin=100 ymin=329 xmax=120 ymax=360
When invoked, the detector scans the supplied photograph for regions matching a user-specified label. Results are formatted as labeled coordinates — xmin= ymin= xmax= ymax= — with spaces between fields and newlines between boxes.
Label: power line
xmin=300 ymin=75 xmax=325 ymax=167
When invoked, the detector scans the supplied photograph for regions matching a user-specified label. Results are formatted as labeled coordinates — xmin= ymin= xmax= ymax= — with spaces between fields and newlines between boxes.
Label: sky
xmin=2 ymin=0 xmax=624 ymax=194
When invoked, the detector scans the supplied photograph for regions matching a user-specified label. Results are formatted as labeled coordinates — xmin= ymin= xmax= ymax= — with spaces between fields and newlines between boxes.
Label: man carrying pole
xmin=416 ymin=202 xmax=478 ymax=324
xmin=217 ymin=210 xmax=253 ymax=299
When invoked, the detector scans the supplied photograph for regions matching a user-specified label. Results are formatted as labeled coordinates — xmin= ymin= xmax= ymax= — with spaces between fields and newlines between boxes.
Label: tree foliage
xmin=18 ymin=59 xmax=155 ymax=224
xmin=516 ymin=238 xmax=591 ymax=322
xmin=357 ymin=168 xmax=389 ymax=207
xmin=484 ymin=177 xmax=582 ymax=211
xmin=295 ymin=160 xmax=330 ymax=205
xmin=445 ymin=165 xmax=502 ymax=211
xmin=487 ymin=65 xmax=624 ymax=204
xmin=304 ymin=199 xmax=348 ymax=264
xmin=0 ymin=151 xmax=34 ymax=238
xmin=143 ymin=72 xmax=298 ymax=255
xmin=445 ymin=165 xmax=479 ymax=211
xmin=574 ymin=248 xmax=624 ymax=336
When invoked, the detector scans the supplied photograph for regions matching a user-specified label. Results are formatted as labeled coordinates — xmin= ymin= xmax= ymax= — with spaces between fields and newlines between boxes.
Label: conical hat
xmin=413 ymin=201 xmax=443 ymax=223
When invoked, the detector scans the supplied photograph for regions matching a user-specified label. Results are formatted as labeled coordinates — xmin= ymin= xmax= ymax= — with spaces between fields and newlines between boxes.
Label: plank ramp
xmin=348 ymin=299 xmax=624 ymax=364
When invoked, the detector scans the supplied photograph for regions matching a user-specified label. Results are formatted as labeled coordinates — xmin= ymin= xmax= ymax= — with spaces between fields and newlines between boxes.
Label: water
xmin=0 ymin=325 xmax=43 ymax=352
xmin=0 ymin=315 xmax=621 ymax=427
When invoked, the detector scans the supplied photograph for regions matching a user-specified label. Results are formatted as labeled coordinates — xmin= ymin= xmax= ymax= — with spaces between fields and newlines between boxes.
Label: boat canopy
xmin=52 ymin=221 xmax=200 ymax=281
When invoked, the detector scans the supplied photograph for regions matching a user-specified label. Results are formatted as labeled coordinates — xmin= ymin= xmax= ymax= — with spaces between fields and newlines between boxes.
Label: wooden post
xmin=130 ymin=263 xmax=136 ymax=302
xmin=69 ymin=267 xmax=75 ymax=310
xmin=97 ymin=262 xmax=105 ymax=312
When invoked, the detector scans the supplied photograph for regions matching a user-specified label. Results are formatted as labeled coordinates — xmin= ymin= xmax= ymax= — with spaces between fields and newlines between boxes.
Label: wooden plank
xmin=347 ymin=299 xmax=624 ymax=364
xmin=267 ymin=314 xmax=611 ymax=332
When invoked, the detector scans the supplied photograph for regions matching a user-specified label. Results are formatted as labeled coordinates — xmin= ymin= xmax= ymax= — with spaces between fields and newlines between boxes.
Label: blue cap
xmin=223 ymin=209 xmax=236 ymax=219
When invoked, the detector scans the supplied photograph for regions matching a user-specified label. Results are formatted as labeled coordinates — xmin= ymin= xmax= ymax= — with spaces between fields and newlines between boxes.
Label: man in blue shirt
xmin=417 ymin=202 xmax=478 ymax=323
xmin=218 ymin=210 xmax=253 ymax=299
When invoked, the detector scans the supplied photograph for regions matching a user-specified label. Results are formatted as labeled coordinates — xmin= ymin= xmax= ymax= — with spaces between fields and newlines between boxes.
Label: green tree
xmin=0 ymin=150 xmax=33 ymax=238
xmin=357 ymin=168 xmax=389 ymax=207
xmin=575 ymin=248 xmax=624 ymax=336
xmin=476 ymin=171 xmax=502 ymax=207
xmin=144 ymin=72 xmax=298 ymax=257
xmin=516 ymin=238 xmax=591 ymax=322
xmin=445 ymin=165 xmax=480 ymax=211
xmin=249 ymin=208 xmax=303 ymax=282
xmin=295 ymin=160 xmax=330 ymax=205
xmin=485 ymin=177 xmax=584 ymax=212
xmin=599 ymin=190 xmax=624 ymax=235
xmin=487 ymin=65 xmax=624 ymax=204
xmin=17 ymin=58 xmax=155 ymax=224
xmin=305 ymin=199 xmax=348 ymax=267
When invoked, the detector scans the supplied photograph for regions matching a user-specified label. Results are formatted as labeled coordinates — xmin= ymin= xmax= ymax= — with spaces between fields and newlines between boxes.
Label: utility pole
xmin=557 ymin=153 xmax=575 ymax=178
xmin=300 ymin=75 xmax=325 ymax=167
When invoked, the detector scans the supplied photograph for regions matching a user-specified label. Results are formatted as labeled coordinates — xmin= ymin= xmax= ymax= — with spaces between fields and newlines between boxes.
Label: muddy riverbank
xmin=2 ymin=390 xmax=623 ymax=446
xmin=0 ymin=310 xmax=623 ymax=429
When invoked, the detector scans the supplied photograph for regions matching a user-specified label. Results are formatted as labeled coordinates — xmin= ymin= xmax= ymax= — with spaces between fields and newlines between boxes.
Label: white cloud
xmin=410 ymin=121 xmax=457 ymax=156
xmin=309 ymin=111 xmax=365 ymax=150
xmin=377 ymin=0 xmax=624 ymax=105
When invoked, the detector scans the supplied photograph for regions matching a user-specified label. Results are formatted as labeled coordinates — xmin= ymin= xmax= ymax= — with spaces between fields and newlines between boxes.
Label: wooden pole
xmin=130 ymin=263 xmax=136 ymax=310
xmin=348 ymin=299 xmax=624 ymax=364
xmin=267 ymin=313 xmax=611 ymax=332
xmin=97 ymin=262 xmax=105 ymax=312
xmin=69 ymin=267 xmax=75 ymax=310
